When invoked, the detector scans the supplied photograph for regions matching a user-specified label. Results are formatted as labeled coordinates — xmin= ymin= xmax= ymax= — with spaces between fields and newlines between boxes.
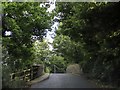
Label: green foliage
xmin=2 ymin=2 xmax=52 ymax=70
xmin=32 ymin=39 xmax=67 ymax=73
xmin=8 ymin=78 xmax=26 ymax=88
xmin=2 ymin=1 xmax=120 ymax=88
xmin=56 ymin=2 xmax=120 ymax=87
xmin=2 ymin=2 xmax=52 ymax=88
xmin=53 ymin=35 xmax=84 ymax=63
xmin=49 ymin=54 xmax=67 ymax=73
xmin=2 ymin=64 xmax=26 ymax=88
xmin=33 ymin=40 xmax=50 ymax=64
xmin=45 ymin=67 xmax=51 ymax=73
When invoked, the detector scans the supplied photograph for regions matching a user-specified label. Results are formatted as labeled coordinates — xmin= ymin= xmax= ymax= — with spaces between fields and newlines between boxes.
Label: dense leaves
xmin=53 ymin=35 xmax=84 ymax=63
xmin=33 ymin=40 xmax=50 ymax=64
xmin=2 ymin=2 xmax=120 ymax=88
xmin=33 ymin=40 xmax=67 ymax=73
xmin=2 ymin=2 xmax=52 ymax=88
xmin=55 ymin=2 xmax=120 ymax=87
xmin=2 ymin=2 xmax=52 ymax=70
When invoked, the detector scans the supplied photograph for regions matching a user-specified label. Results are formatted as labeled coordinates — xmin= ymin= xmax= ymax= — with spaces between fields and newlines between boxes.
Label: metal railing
xmin=53 ymin=65 xmax=65 ymax=73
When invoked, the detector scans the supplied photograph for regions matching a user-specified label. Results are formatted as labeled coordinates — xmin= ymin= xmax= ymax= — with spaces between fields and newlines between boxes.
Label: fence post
xmin=30 ymin=68 xmax=31 ymax=81
xmin=54 ymin=65 xmax=56 ymax=73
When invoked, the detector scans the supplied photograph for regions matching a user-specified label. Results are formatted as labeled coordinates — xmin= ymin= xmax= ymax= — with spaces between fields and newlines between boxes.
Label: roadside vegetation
xmin=55 ymin=2 xmax=120 ymax=88
xmin=2 ymin=2 xmax=120 ymax=88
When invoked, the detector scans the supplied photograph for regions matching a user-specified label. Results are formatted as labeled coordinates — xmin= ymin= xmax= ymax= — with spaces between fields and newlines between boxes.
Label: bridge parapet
xmin=10 ymin=64 xmax=44 ymax=82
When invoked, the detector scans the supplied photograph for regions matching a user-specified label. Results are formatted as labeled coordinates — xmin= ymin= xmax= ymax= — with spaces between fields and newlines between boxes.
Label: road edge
xmin=26 ymin=73 xmax=50 ymax=87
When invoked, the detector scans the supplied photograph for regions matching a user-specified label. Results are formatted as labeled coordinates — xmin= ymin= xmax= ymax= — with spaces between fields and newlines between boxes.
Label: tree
xmin=56 ymin=2 xmax=120 ymax=87
xmin=33 ymin=40 xmax=50 ymax=64
xmin=53 ymin=35 xmax=84 ymax=64
xmin=2 ymin=2 xmax=53 ymax=88
xmin=48 ymin=54 xmax=67 ymax=73
xmin=2 ymin=2 xmax=52 ymax=70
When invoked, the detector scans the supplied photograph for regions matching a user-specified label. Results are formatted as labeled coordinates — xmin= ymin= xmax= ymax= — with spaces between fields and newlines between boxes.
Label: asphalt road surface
xmin=31 ymin=73 xmax=97 ymax=88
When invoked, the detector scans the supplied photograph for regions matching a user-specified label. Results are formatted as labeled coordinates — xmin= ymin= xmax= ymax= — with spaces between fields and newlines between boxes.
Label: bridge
xmin=30 ymin=64 xmax=98 ymax=88
xmin=10 ymin=64 xmax=98 ymax=88
xmin=30 ymin=73 xmax=97 ymax=88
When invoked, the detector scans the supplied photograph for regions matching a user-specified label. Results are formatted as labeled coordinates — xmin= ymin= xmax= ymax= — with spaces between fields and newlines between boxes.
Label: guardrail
xmin=10 ymin=65 xmax=44 ymax=82
xmin=53 ymin=65 xmax=65 ymax=73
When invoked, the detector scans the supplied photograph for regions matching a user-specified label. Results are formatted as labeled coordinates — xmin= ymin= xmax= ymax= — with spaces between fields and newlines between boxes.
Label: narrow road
xmin=31 ymin=73 xmax=97 ymax=88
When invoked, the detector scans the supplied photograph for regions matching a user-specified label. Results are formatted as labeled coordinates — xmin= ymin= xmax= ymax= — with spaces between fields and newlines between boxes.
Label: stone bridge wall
xmin=66 ymin=64 xmax=82 ymax=74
